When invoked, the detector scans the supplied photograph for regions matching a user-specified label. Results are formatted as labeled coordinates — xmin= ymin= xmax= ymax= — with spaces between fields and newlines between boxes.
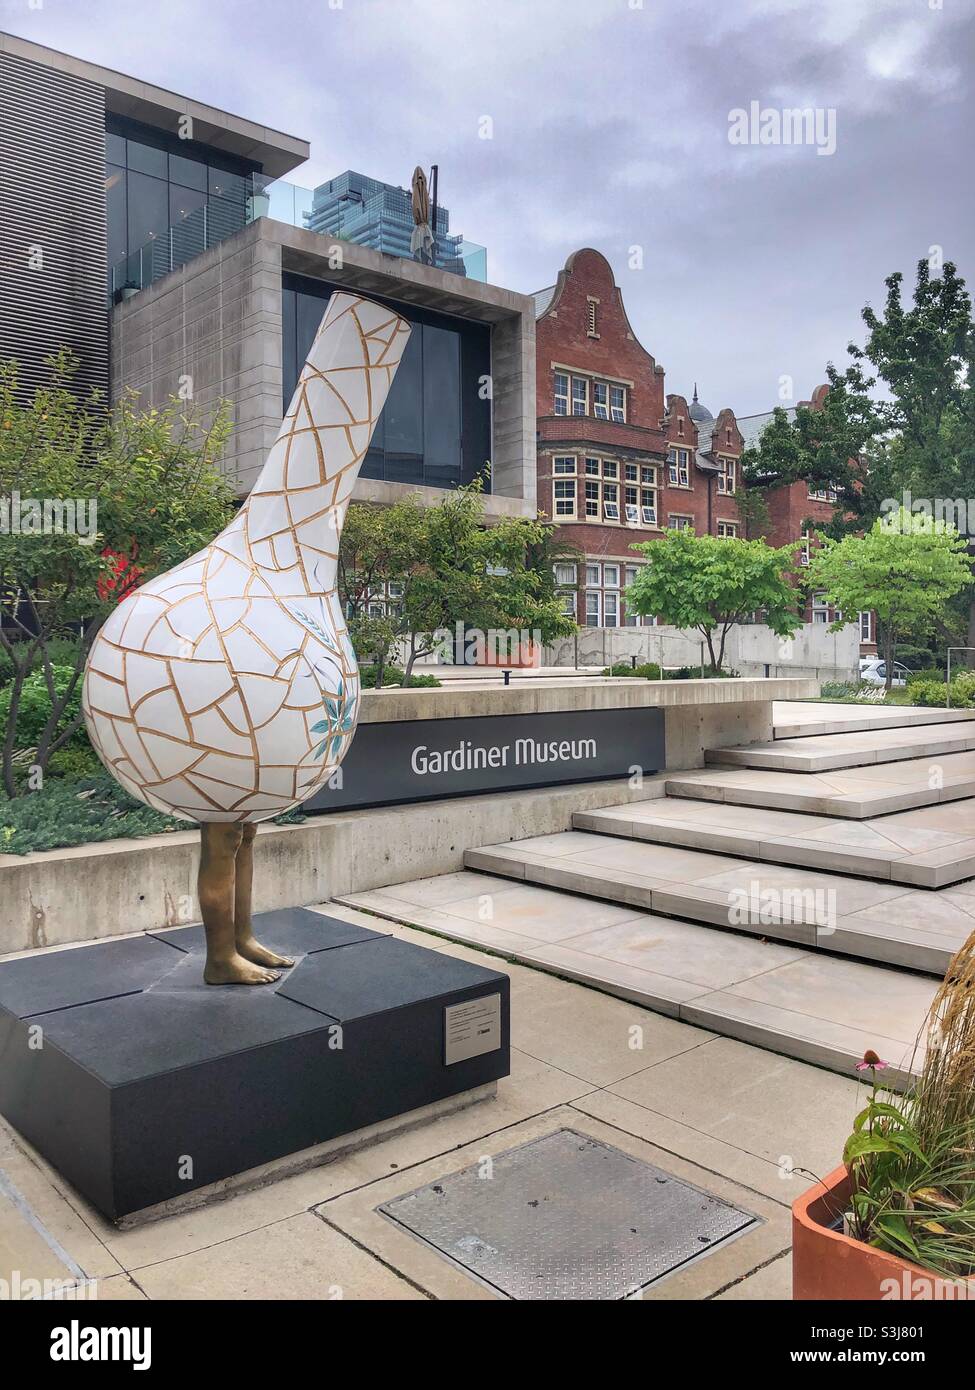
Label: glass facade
xmin=105 ymin=115 xmax=261 ymax=284
xmin=282 ymin=274 xmax=492 ymax=492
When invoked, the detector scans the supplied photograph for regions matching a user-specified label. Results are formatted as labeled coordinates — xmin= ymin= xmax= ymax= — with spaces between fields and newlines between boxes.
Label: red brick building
xmin=534 ymin=248 xmax=875 ymax=654
xmin=534 ymin=249 xmax=745 ymax=628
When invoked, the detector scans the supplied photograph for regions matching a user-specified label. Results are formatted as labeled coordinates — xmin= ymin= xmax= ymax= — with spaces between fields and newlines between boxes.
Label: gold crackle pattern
xmin=82 ymin=293 xmax=411 ymax=822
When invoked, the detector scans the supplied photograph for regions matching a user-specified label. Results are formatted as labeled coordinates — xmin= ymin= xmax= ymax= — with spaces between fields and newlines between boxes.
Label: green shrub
xmin=0 ymin=665 xmax=86 ymax=750
xmin=667 ymin=664 xmax=739 ymax=680
xmin=358 ymin=664 xmax=441 ymax=689
xmin=0 ymin=775 xmax=180 ymax=855
xmin=0 ymin=638 xmax=85 ymax=691
xmin=907 ymin=672 xmax=975 ymax=708
xmin=46 ymin=745 xmax=103 ymax=780
xmin=910 ymin=666 xmax=947 ymax=684
xmin=820 ymin=680 xmax=869 ymax=700
xmin=601 ymin=661 xmax=663 ymax=680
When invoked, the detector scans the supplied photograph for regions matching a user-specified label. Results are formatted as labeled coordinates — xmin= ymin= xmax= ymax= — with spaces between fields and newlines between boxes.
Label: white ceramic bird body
xmin=83 ymin=292 xmax=410 ymax=823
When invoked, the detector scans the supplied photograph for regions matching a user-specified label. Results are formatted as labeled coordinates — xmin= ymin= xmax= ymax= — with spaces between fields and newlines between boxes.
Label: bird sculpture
xmin=82 ymin=292 xmax=411 ymax=984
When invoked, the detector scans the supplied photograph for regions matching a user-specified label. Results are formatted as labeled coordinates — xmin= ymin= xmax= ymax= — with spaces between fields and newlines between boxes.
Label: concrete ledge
xmin=0 ymin=777 xmax=671 ymax=957
xmin=360 ymin=677 xmax=817 ymax=724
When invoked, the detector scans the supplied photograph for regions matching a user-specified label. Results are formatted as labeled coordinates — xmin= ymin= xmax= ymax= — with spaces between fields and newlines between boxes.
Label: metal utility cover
xmin=378 ymin=1128 xmax=760 ymax=1300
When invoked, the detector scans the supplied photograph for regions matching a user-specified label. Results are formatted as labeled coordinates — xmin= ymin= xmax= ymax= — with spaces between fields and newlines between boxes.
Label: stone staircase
xmin=341 ymin=703 xmax=975 ymax=1088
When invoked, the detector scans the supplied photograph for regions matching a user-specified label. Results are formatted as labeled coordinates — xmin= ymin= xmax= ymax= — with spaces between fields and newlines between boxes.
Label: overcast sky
xmin=5 ymin=0 xmax=973 ymax=415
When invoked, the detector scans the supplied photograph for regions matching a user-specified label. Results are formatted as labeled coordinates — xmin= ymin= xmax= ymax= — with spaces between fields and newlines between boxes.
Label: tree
xmin=740 ymin=360 xmax=884 ymax=539
xmin=337 ymin=478 xmax=578 ymax=683
xmin=626 ymin=528 xmax=803 ymax=672
xmin=0 ymin=352 xmax=233 ymax=795
xmin=807 ymin=509 xmax=973 ymax=692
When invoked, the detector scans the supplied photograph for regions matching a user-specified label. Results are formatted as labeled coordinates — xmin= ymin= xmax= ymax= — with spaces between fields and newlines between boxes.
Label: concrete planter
xmin=792 ymin=1166 xmax=974 ymax=1301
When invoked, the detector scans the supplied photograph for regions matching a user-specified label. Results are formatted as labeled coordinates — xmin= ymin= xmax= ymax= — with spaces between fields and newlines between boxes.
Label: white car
xmin=858 ymin=658 xmax=912 ymax=688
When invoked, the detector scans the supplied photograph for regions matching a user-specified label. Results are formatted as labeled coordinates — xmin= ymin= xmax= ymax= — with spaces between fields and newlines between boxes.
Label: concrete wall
xmin=543 ymin=622 xmax=859 ymax=682
xmin=111 ymin=229 xmax=283 ymax=495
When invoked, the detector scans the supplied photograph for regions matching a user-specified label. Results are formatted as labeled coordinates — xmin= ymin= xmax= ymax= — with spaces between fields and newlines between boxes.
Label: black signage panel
xmin=303 ymin=706 xmax=665 ymax=813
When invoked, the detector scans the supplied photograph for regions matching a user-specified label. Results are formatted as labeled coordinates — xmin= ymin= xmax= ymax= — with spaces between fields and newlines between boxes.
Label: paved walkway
xmin=0 ymin=905 xmax=866 ymax=1301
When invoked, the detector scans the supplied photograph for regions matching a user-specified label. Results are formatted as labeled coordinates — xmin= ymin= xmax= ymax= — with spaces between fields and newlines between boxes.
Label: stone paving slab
xmin=574 ymin=796 xmax=975 ymax=888
xmin=452 ymin=833 xmax=970 ymax=974
xmin=341 ymin=873 xmax=935 ymax=1085
xmin=667 ymin=753 xmax=975 ymax=818
xmin=772 ymin=700 xmax=971 ymax=739
xmin=707 ymin=719 xmax=975 ymax=773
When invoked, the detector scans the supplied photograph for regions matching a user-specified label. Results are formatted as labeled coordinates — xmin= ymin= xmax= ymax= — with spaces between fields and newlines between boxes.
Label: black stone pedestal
xmin=0 ymin=909 xmax=510 ymax=1221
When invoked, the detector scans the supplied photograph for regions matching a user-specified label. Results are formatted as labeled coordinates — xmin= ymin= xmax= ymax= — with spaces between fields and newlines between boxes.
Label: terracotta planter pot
xmin=793 ymin=1165 xmax=974 ymax=1301
xmin=470 ymin=637 xmax=540 ymax=669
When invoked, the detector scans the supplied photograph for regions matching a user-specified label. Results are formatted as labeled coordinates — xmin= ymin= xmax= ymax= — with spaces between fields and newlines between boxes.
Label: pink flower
xmin=856 ymin=1049 xmax=889 ymax=1072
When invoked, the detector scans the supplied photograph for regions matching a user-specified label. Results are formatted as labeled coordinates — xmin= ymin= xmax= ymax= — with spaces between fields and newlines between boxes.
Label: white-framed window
xmin=641 ymin=491 xmax=657 ymax=526
xmin=584 ymin=562 xmax=627 ymax=627
xmin=640 ymin=464 xmax=656 ymax=486
xmin=553 ymin=454 xmax=576 ymax=474
xmin=554 ymin=562 xmax=577 ymax=619
xmin=623 ymin=564 xmax=656 ymax=627
xmin=610 ymin=384 xmax=626 ymax=422
xmin=571 ymin=377 xmax=588 ymax=416
xmin=667 ymin=447 xmax=691 ymax=487
xmin=554 ymin=372 xmax=569 ymax=416
xmin=859 ymin=610 xmax=873 ymax=641
xmin=593 ymin=381 xmax=609 ymax=419
xmin=553 ymin=478 xmax=576 ymax=518
xmin=799 ymin=528 xmax=812 ymax=565
xmin=717 ymin=520 xmax=739 ymax=538
xmin=717 ymin=457 xmax=736 ymax=495
xmin=624 ymin=463 xmax=638 ymax=482
xmin=624 ymin=486 xmax=639 ymax=525
xmin=669 ymin=514 xmax=693 ymax=530
xmin=578 ymin=458 xmax=630 ymax=523
xmin=812 ymin=591 xmax=830 ymax=624
xmin=808 ymin=481 xmax=838 ymax=502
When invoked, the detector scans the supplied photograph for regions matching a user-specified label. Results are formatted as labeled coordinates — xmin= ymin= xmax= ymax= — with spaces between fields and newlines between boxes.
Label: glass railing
xmin=109 ymin=176 xmax=487 ymax=300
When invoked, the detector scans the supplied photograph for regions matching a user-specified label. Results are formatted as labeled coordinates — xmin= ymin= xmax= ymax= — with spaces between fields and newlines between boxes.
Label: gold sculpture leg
xmin=199 ymin=822 xmax=295 ymax=985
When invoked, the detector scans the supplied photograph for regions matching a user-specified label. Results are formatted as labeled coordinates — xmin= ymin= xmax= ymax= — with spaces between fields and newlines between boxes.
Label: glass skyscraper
xmin=305 ymin=171 xmax=484 ymax=279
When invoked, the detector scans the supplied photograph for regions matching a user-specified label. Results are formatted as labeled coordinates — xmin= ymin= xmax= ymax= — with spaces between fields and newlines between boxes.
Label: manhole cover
xmin=378 ymin=1127 xmax=760 ymax=1299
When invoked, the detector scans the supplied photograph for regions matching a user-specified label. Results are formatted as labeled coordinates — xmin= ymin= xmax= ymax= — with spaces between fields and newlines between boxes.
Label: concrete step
xmin=460 ymin=831 xmax=975 ymax=975
xmin=665 ymin=754 xmax=975 ymax=819
xmin=573 ymin=797 xmax=975 ymax=888
xmin=772 ymin=700 xmax=972 ymax=740
xmin=339 ymin=872 xmax=933 ymax=1088
xmin=707 ymin=719 xmax=975 ymax=773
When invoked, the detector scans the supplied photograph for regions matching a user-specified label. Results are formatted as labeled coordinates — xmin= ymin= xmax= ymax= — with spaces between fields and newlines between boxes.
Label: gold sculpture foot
xmin=203 ymin=955 xmax=281 ymax=987
xmin=198 ymin=821 xmax=292 ymax=986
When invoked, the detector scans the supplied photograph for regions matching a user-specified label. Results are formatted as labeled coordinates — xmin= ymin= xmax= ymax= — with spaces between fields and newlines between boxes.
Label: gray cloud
xmin=4 ymin=0 xmax=972 ymax=414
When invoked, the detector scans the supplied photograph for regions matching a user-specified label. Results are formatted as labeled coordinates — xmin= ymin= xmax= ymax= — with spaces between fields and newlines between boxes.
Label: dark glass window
xmin=422 ymin=324 xmax=461 ymax=489
xmin=282 ymin=274 xmax=492 ymax=492
xmin=126 ymin=139 xmax=168 ymax=178
xmin=126 ymin=172 xmax=168 ymax=255
xmin=208 ymin=166 xmax=248 ymax=204
xmin=169 ymin=151 xmax=208 ymax=191
xmin=105 ymin=164 xmax=126 ymax=270
xmin=105 ymin=114 xmax=260 ymax=280
xmin=105 ymin=131 xmax=126 ymax=165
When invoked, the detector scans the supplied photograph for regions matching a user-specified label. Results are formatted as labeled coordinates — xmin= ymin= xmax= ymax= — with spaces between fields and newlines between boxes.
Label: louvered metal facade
xmin=0 ymin=50 xmax=108 ymax=402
